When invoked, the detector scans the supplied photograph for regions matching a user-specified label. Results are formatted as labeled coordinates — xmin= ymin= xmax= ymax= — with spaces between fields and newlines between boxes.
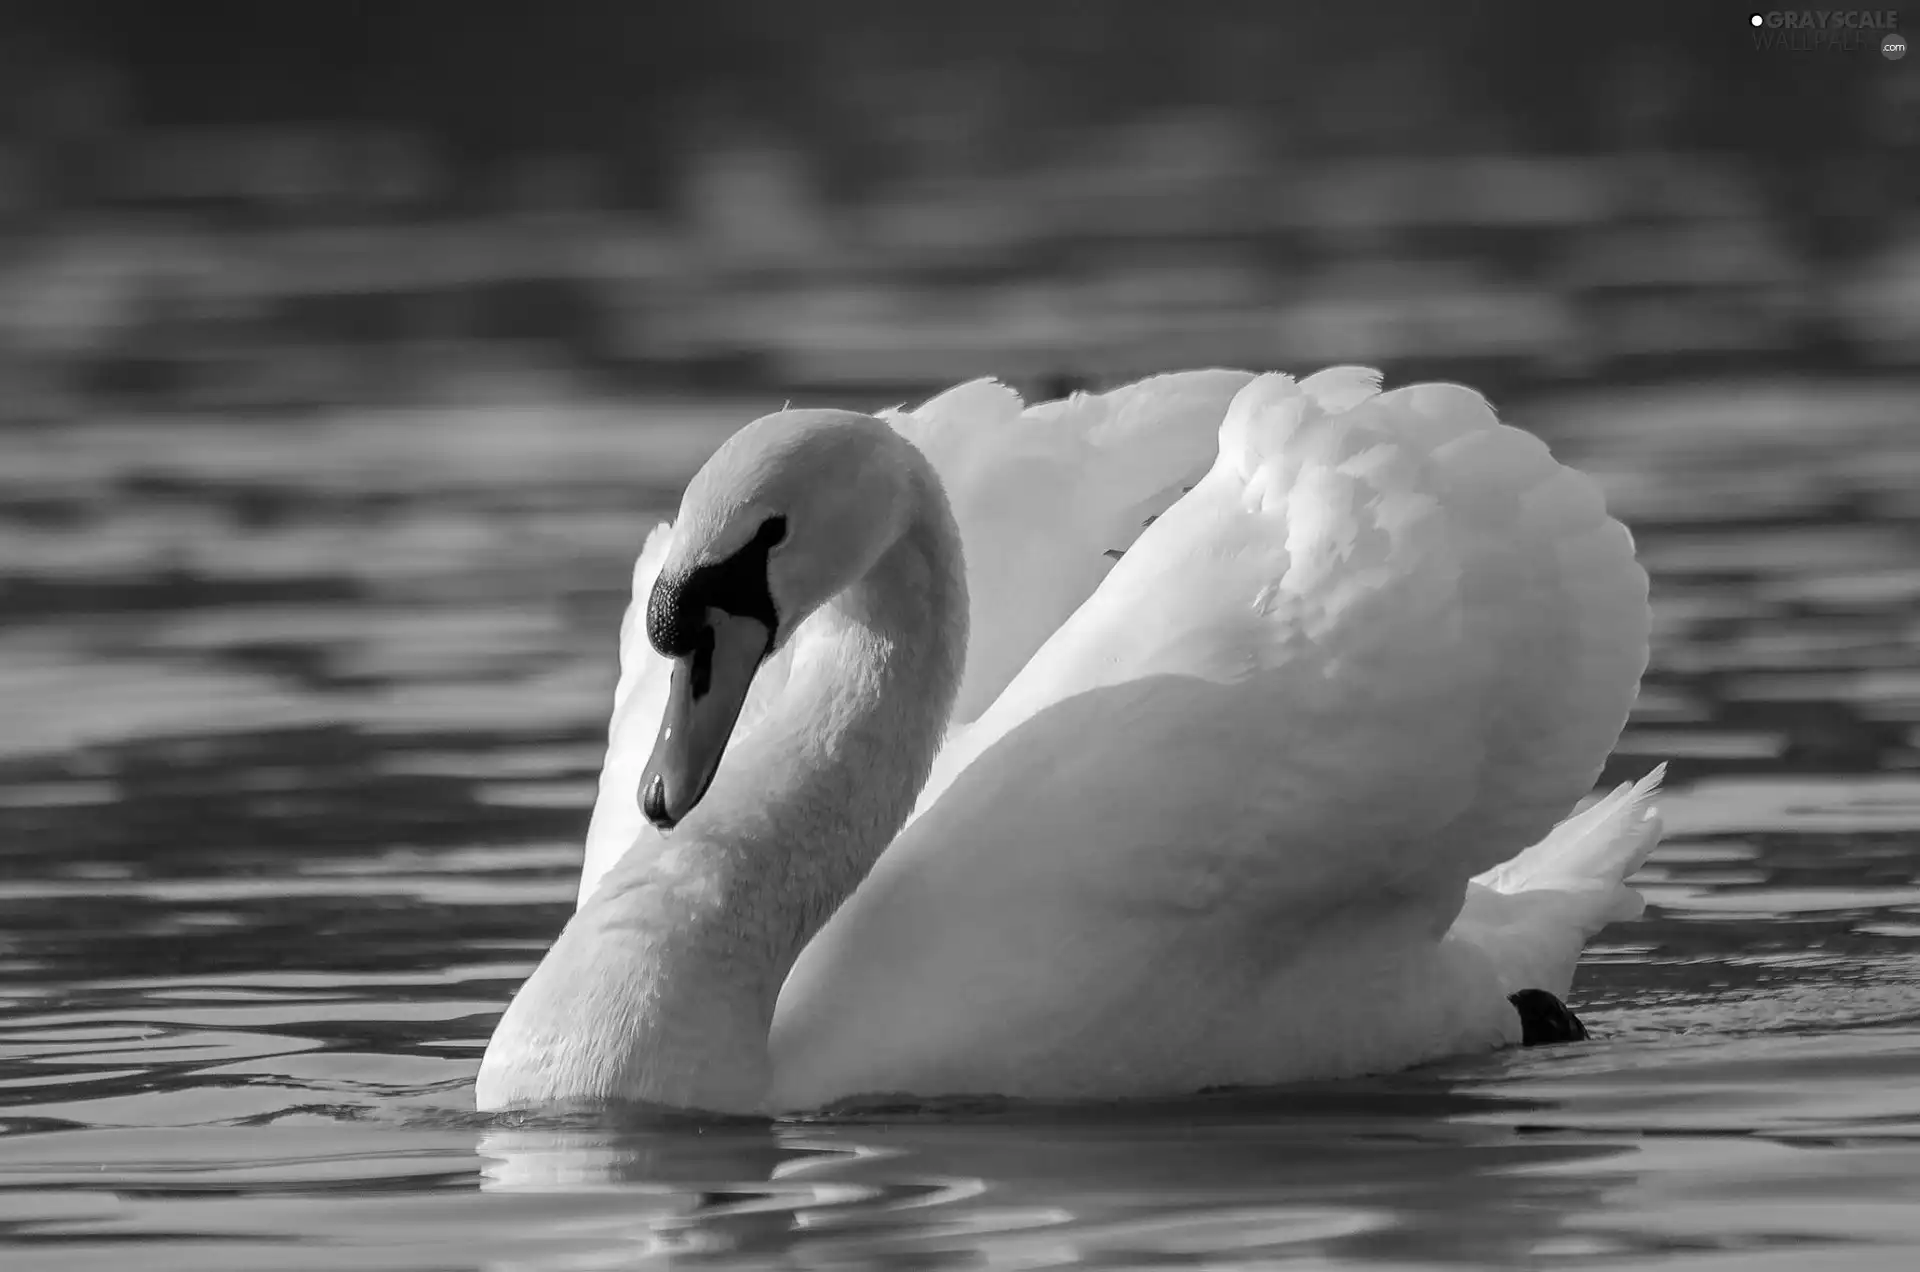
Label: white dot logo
xmin=1750 ymin=13 xmax=1764 ymax=26
xmin=1885 ymin=33 xmax=1908 ymax=60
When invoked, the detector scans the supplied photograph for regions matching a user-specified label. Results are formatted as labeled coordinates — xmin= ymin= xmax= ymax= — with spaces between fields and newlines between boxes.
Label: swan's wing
xmin=885 ymin=369 xmax=1254 ymax=722
xmin=772 ymin=367 xmax=1649 ymax=1101
xmin=911 ymin=367 xmax=1647 ymax=862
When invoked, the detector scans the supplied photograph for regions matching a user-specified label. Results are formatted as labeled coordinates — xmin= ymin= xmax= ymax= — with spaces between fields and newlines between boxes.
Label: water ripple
xmin=2 ymin=381 xmax=1919 ymax=1268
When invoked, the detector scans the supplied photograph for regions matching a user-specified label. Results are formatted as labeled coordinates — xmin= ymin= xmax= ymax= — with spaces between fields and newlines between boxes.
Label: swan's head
xmin=639 ymin=409 xmax=918 ymax=829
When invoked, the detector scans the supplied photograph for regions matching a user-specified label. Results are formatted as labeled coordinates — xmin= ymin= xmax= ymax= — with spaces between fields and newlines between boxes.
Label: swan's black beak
xmin=639 ymin=611 xmax=773 ymax=829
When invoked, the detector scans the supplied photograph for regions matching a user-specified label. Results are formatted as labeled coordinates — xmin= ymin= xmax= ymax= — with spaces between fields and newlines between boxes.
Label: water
xmin=2 ymin=377 xmax=1919 ymax=1270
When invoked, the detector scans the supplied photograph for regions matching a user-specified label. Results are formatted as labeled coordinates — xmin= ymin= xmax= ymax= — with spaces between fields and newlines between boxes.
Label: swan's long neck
xmin=477 ymin=457 xmax=966 ymax=1114
xmin=681 ymin=465 xmax=968 ymax=977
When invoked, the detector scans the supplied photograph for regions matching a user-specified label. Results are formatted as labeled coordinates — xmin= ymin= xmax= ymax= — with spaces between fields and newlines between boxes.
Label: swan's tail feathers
xmin=1459 ymin=766 xmax=1666 ymax=998
xmin=1476 ymin=764 xmax=1666 ymax=910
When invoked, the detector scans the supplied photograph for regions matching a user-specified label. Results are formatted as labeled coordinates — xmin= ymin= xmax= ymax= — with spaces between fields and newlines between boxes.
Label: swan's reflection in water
xmin=476 ymin=1080 xmax=1633 ymax=1268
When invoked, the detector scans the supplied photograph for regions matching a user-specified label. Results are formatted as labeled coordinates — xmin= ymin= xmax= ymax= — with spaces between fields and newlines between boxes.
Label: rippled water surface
xmin=3 ymin=378 xmax=1919 ymax=1270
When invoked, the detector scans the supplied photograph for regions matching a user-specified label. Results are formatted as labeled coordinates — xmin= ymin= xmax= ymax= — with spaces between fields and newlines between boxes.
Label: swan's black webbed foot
xmin=1509 ymin=988 xmax=1589 ymax=1046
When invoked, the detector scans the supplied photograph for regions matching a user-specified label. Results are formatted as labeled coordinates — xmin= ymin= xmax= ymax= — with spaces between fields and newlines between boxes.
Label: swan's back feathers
xmin=908 ymin=368 xmax=1649 ymax=904
xmin=1308 ymin=373 xmax=1649 ymax=898
xmin=773 ymin=369 xmax=1654 ymax=1101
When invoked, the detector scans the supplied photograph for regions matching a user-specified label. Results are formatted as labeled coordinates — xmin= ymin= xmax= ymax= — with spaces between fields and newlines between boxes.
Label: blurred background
xmin=1 ymin=0 xmax=1916 ymax=412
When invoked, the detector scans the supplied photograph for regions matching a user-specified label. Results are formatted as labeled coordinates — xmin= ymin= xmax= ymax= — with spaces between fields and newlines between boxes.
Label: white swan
xmin=476 ymin=366 xmax=1663 ymax=1116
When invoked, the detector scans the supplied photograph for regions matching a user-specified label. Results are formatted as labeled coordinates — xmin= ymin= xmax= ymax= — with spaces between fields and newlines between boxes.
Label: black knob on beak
xmin=641 ymin=773 xmax=675 ymax=829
